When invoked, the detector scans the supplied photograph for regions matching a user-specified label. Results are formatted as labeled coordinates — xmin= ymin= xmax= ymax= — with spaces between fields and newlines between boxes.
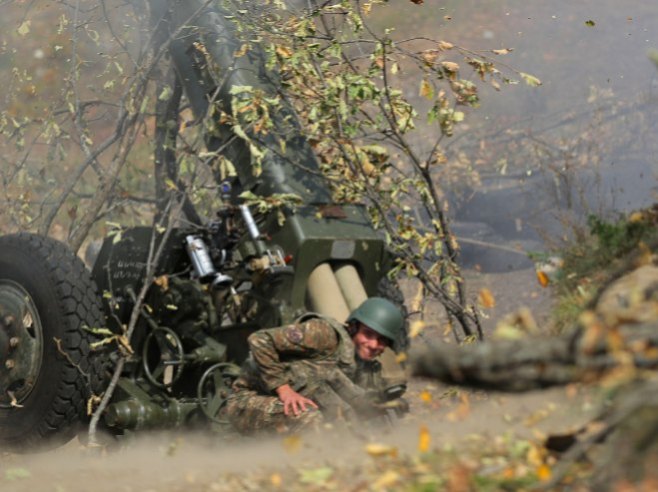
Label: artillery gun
xmin=0 ymin=0 xmax=406 ymax=449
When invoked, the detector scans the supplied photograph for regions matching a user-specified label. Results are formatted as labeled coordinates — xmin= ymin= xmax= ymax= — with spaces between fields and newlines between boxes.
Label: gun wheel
xmin=0 ymin=233 xmax=107 ymax=451
xmin=196 ymin=362 xmax=240 ymax=424
xmin=142 ymin=326 xmax=185 ymax=389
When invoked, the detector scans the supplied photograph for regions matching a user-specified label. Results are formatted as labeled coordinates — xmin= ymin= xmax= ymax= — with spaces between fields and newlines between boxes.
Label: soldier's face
xmin=352 ymin=324 xmax=389 ymax=360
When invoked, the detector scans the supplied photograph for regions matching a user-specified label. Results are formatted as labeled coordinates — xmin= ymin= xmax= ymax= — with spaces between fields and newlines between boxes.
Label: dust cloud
xmin=2 ymin=385 xmax=597 ymax=491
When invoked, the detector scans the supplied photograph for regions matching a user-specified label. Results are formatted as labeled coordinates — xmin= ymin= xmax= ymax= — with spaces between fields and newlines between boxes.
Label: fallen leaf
xmin=299 ymin=467 xmax=333 ymax=485
xmin=585 ymin=19 xmax=596 ymax=27
xmin=5 ymin=468 xmax=31 ymax=480
xmin=270 ymin=473 xmax=283 ymax=488
xmin=365 ymin=443 xmax=398 ymax=458
xmin=492 ymin=48 xmax=513 ymax=55
xmin=526 ymin=442 xmax=546 ymax=467
xmin=185 ymin=471 xmax=197 ymax=484
xmin=537 ymin=464 xmax=552 ymax=482
xmin=282 ymin=434 xmax=302 ymax=454
xmin=420 ymin=390 xmax=432 ymax=404
xmin=373 ymin=470 xmax=401 ymax=489
xmin=418 ymin=424 xmax=431 ymax=453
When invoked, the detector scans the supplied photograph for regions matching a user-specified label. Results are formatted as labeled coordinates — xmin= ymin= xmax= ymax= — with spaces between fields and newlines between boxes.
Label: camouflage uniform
xmin=225 ymin=317 xmax=375 ymax=434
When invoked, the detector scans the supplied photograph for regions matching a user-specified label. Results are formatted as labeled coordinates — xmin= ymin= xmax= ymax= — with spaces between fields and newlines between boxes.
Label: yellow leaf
xmin=410 ymin=282 xmax=424 ymax=312
xmin=179 ymin=119 xmax=195 ymax=132
xmin=492 ymin=48 xmax=513 ymax=55
xmin=421 ymin=50 xmax=439 ymax=65
xmin=276 ymin=45 xmax=292 ymax=58
xmin=478 ymin=288 xmax=496 ymax=308
xmin=537 ymin=464 xmax=552 ymax=482
xmin=361 ymin=2 xmax=372 ymax=15
xmin=282 ymin=434 xmax=302 ymax=454
xmin=420 ymin=390 xmax=432 ymax=404
xmin=360 ymin=155 xmax=376 ymax=176
xmin=185 ymin=471 xmax=196 ymax=483
xmin=165 ymin=178 xmax=178 ymax=191
xmin=418 ymin=424 xmax=431 ymax=453
xmin=395 ymin=352 xmax=408 ymax=364
xmin=441 ymin=61 xmax=460 ymax=73
xmin=442 ymin=322 xmax=453 ymax=337
xmin=154 ymin=275 xmax=169 ymax=291
xmin=526 ymin=443 xmax=545 ymax=467
xmin=438 ymin=40 xmax=454 ymax=50
xmin=373 ymin=470 xmax=401 ymax=489
xmin=536 ymin=270 xmax=550 ymax=287
xmin=629 ymin=211 xmax=645 ymax=223
xmin=270 ymin=473 xmax=283 ymax=488
xmin=365 ymin=443 xmax=398 ymax=458
xmin=234 ymin=43 xmax=249 ymax=57
xmin=409 ymin=320 xmax=426 ymax=338
xmin=635 ymin=241 xmax=653 ymax=266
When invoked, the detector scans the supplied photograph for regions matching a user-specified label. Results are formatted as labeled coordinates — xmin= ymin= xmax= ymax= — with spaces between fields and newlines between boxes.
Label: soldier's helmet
xmin=347 ymin=297 xmax=404 ymax=344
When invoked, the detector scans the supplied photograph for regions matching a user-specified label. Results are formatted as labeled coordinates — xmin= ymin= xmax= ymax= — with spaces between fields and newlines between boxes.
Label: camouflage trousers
xmin=225 ymin=382 xmax=324 ymax=435
xmin=226 ymin=372 xmax=355 ymax=434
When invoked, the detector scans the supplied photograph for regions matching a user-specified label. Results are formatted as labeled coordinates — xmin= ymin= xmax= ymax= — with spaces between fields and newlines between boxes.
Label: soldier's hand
xmin=276 ymin=384 xmax=318 ymax=417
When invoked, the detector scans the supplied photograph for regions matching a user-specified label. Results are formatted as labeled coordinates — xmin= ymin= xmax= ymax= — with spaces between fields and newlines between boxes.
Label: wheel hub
xmin=0 ymin=281 xmax=43 ymax=408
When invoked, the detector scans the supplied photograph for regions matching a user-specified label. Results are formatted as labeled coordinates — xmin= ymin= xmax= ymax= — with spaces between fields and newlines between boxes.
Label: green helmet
xmin=347 ymin=297 xmax=404 ymax=343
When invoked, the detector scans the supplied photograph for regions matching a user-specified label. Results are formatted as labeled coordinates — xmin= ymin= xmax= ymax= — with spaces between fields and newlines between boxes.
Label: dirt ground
xmin=0 ymin=266 xmax=600 ymax=492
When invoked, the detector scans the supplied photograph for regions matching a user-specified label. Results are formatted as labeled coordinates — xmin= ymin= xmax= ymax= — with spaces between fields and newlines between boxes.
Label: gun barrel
xmin=155 ymin=0 xmax=332 ymax=204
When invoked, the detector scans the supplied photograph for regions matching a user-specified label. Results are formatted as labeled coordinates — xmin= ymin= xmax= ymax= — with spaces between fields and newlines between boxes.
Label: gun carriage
xmin=0 ymin=0 xmax=406 ymax=448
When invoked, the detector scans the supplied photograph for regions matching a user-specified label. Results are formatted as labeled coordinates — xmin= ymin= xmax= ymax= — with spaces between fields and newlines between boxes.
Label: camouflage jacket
xmin=239 ymin=316 xmax=358 ymax=396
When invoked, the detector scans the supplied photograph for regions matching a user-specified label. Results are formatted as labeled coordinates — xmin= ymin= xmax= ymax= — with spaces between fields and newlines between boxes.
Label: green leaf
xmin=299 ymin=467 xmax=333 ymax=485
xmin=520 ymin=72 xmax=542 ymax=87
xmin=17 ymin=21 xmax=31 ymax=36
xmin=158 ymin=86 xmax=173 ymax=101
xmin=229 ymin=85 xmax=254 ymax=95
xmin=648 ymin=49 xmax=658 ymax=70
xmin=6 ymin=468 xmax=31 ymax=480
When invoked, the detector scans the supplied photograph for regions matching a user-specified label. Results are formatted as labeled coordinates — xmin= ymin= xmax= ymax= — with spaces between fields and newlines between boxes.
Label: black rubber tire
xmin=0 ymin=233 xmax=107 ymax=451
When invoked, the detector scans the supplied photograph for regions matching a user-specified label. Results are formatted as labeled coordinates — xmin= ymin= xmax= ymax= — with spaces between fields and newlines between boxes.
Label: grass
xmin=550 ymin=204 xmax=658 ymax=332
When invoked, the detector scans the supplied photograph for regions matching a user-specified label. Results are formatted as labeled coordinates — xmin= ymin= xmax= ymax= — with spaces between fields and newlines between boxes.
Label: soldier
xmin=225 ymin=297 xmax=404 ymax=434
